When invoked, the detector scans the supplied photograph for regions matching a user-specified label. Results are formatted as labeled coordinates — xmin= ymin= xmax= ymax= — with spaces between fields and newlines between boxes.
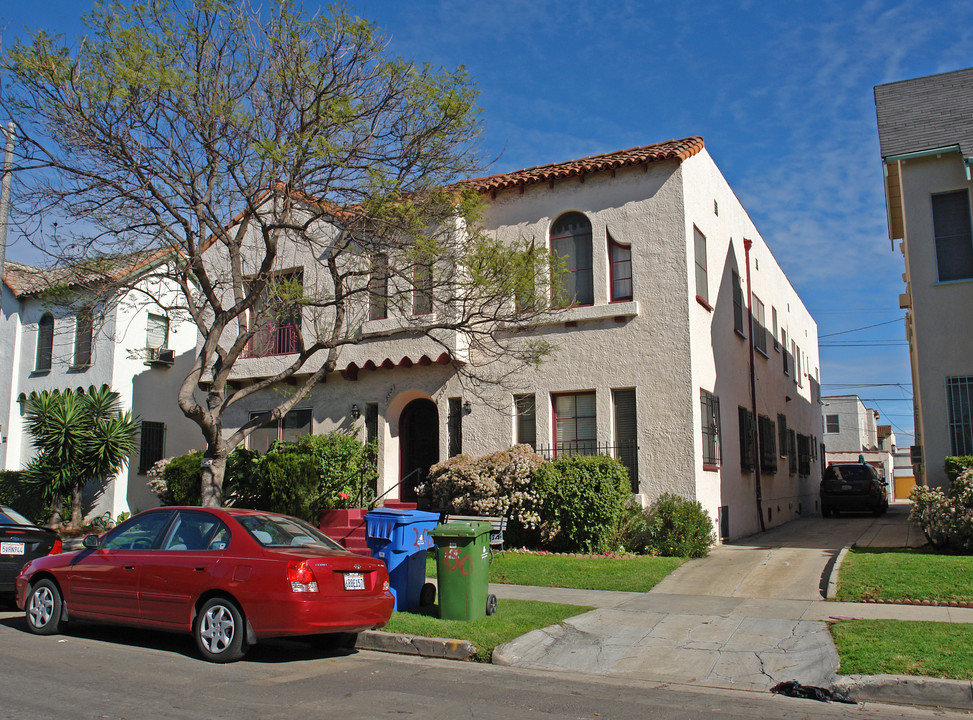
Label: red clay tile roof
xmin=465 ymin=136 xmax=705 ymax=196
xmin=2 ymin=249 xmax=174 ymax=298
xmin=877 ymin=425 xmax=893 ymax=439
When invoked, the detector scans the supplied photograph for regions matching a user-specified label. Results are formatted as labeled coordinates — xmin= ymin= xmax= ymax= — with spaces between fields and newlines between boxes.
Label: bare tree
xmin=1 ymin=0 xmax=555 ymax=506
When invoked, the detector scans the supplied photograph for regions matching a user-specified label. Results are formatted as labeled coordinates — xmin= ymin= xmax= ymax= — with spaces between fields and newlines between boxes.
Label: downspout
xmin=0 ymin=122 xmax=14 ymax=284
xmin=743 ymin=238 xmax=765 ymax=532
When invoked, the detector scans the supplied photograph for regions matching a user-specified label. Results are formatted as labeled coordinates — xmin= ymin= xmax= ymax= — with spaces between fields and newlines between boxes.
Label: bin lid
xmin=366 ymin=508 xmax=439 ymax=524
xmin=429 ymin=520 xmax=492 ymax=538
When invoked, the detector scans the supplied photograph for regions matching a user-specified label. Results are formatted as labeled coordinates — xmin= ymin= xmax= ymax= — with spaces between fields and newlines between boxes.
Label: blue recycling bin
xmin=365 ymin=508 xmax=439 ymax=610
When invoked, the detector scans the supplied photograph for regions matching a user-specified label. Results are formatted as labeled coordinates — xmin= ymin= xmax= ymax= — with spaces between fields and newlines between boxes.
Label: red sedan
xmin=15 ymin=507 xmax=393 ymax=662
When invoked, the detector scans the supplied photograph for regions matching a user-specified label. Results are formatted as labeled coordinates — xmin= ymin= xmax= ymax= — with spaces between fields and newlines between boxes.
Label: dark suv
xmin=820 ymin=462 xmax=889 ymax=517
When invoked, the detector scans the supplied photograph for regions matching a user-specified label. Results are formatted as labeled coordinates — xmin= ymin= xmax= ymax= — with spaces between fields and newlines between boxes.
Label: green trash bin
xmin=430 ymin=520 xmax=498 ymax=621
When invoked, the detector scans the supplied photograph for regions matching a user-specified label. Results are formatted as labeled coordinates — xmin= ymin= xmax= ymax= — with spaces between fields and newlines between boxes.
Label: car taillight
xmin=49 ymin=538 xmax=62 ymax=555
xmin=287 ymin=560 xmax=318 ymax=593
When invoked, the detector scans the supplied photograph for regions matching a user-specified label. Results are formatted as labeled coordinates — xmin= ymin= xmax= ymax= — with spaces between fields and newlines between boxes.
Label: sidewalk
xmin=491 ymin=505 xmax=973 ymax=709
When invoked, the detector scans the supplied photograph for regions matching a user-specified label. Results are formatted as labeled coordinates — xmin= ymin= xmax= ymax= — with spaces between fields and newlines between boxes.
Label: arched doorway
xmin=399 ymin=398 xmax=439 ymax=502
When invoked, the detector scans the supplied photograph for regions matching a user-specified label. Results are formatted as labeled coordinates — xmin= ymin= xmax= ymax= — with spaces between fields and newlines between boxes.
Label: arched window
xmin=35 ymin=313 xmax=54 ymax=372
xmin=550 ymin=212 xmax=593 ymax=307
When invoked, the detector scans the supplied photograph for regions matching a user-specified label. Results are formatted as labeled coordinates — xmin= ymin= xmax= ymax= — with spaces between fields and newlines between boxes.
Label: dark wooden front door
xmin=399 ymin=399 xmax=439 ymax=502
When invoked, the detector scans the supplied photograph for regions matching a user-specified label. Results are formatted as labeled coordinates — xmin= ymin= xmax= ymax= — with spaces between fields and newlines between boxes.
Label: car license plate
xmin=1 ymin=542 xmax=25 ymax=555
xmin=343 ymin=572 xmax=365 ymax=591
xmin=841 ymin=484 xmax=852 ymax=491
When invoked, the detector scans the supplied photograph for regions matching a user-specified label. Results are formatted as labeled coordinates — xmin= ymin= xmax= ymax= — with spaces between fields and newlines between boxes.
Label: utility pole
xmin=0 ymin=122 xmax=14 ymax=284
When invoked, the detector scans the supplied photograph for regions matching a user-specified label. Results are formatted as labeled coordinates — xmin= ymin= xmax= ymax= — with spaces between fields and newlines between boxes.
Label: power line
xmin=819 ymin=317 xmax=906 ymax=338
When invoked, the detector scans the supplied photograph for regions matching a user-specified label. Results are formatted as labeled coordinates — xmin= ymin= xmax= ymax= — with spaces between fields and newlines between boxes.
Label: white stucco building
xmin=219 ymin=137 xmax=822 ymax=540
xmin=875 ymin=67 xmax=973 ymax=489
xmin=0 ymin=255 xmax=199 ymax=517
xmin=821 ymin=394 xmax=896 ymax=497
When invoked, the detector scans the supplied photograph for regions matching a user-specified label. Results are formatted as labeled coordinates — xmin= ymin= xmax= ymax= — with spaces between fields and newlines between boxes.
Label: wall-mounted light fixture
xmin=463 ymin=399 xmax=472 ymax=415
xmin=351 ymin=404 xmax=360 ymax=419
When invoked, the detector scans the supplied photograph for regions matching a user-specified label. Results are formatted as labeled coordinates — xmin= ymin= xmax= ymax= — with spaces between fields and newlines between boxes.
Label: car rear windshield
xmin=237 ymin=515 xmax=344 ymax=551
xmin=824 ymin=465 xmax=875 ymax=483
xmin=0 ymin=505 xmax=34 ymax=526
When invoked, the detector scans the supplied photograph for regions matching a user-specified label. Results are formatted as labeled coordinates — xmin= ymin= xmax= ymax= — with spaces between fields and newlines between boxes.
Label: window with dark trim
xmin=514 ymin=394 xmax=537 ymax=449
xmin=694 ymin=227 xmax=708 ymax=304
xmin=753 ymin=296 xmax=767 ymax=355
xmin=550 ymin=212 xmax=594 ymax=307
xmin=781 ymin=328 xmax=790 ymax=375
xmin=797 ymin=433 xmax=811 ymax=476
xmin=772 ymin=306 xmax=779 ymax=351
xmin=758 ymin=415 xmax=777 ymax=473
xmin=612 ymin=388 xmax=638 ymax=488
xmin=732 ymin=271 xmax=745 ymax=335
xmin=777 ymin=413 xmax=788 ymax=458
xmin=825 ymin=414 xmax=839 ymax=434
xmin=553 ymin=391 xmax=596 ymax=455
xmin=448 ymin=398 xmax=463 ymax=458
xmin=412 ymin=260 xmax=433 ymax=316
xmin=932 ymin=190 xmax=973 ymax=282
xmin=738 ymin=406 xmax=755 ymax=471
xmin=700 ymin=390 xmax=721 ymax=467
xmin=73 ymin=309 xmax=93 ymax=368
xmin=788 ymin=429 xmax=797 ymax=475
xmin=608 ymin=232 xmax=632 ymax=302
xmin=138 ymin=421 xmax=166 ymax=473
xmin=368 ymin=253 xmax=389 ymax=321
xmin=245 ymin=270 xmax=303 ymax=358
xmin=248 ymin=408 xmax=312 ymax=453
xmin=946 ymin=376 xmax=973 ymax=455
xmin=365 ymin=403 xmax=379 ymax=445
xmin=35 ymin=313 xmax=54 ymax=372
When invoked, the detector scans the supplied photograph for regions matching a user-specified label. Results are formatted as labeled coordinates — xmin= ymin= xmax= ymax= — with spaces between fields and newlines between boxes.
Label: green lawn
xmin=835 ymin=547 xmax=973 ymax=602
xmin=425 ymin=551 xmax=684 ymax=593
xmin=382 ymin=599 xmax=593 ymax=661
xmin=830 ymin=620 xmax=973 ymax=679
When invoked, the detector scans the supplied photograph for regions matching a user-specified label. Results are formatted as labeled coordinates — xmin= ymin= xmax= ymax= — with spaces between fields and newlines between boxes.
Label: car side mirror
xmin=82 ymin=534 xmax=101 ymax=549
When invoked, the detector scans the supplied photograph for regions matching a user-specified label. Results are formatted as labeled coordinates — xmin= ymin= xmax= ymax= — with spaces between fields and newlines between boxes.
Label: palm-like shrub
xmin=23 ymin=385 xmax=140 ymax=528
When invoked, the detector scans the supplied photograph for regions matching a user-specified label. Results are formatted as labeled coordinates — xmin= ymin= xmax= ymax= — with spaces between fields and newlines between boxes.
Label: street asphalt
xmin=485 ymin=502 xmax=973 ymax=710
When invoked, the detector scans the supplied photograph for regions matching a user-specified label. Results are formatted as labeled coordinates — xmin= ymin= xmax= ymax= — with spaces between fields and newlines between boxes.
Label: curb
xmin=833 ymin=674 xmax=973 ymax=711
xmin=825 ymin=545 xmax=850 ymax=599
xmin=355 ymin=630 xmax=476 ymax=661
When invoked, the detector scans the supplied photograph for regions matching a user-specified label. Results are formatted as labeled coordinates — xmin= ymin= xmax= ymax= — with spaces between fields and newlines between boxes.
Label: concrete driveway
xmin=494 ymin=503 xmax=927 ymax=691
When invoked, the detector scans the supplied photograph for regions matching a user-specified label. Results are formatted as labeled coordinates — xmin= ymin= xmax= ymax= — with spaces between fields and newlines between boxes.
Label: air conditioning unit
xmin=145 ymin=347 xmax=175 ymax=367
xmin=910 ymin=444 xmax=923 ymax=466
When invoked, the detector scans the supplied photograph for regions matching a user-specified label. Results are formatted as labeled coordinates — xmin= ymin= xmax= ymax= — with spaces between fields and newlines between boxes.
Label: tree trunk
xmin=200 ymin=449 xmax=228 ymax=507
xmin=71 ymin=484 xmax=83 ymax=530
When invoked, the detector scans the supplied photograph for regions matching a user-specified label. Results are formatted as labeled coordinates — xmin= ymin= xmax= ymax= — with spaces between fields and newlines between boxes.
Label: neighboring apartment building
xmin=0 ymin=255 xmax=199 ymax=518
xmin=875 ymin=67 xmax=973 ymax=489
xmin=822 ymin=395 xmax=896 ymax=497
xmin=219 ymin=137 xmax=823 ymax=540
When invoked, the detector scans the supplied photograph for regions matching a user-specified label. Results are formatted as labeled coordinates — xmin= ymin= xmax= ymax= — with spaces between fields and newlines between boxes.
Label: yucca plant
xmin=23 ymin=385 xmax=140 ymax=529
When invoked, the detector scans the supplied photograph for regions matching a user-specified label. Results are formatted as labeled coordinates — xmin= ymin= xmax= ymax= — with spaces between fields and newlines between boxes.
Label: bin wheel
xmin=419 ymin=583 xmax=436 ymax=607
xmin=485 ymin=593 xmax=497 ymax=616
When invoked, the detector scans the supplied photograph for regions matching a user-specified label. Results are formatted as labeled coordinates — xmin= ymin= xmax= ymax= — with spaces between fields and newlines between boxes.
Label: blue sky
xmin=4 ymin=0 xmax=972 ymax=442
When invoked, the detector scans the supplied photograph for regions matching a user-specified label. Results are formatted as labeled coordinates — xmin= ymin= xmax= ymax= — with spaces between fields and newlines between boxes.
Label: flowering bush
xmin=419 ymin=445 xmax=546 ymax=529
xmin=910 ymin=470 xmax=973 ymax=553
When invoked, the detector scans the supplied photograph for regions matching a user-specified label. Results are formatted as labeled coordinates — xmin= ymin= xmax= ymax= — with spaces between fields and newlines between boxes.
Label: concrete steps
xmin=318 ymin=502 xmax=420 ymax=556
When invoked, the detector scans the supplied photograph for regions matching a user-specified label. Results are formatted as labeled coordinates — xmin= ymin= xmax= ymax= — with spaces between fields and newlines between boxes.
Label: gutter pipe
xmin=744 ymin=238 xmax=765 ymax=532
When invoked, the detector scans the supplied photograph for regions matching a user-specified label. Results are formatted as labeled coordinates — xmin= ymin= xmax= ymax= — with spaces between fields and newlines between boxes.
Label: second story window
xmin=35 ymin=313 xmax=54 ymax=373
xmin=73 ymin=308 xmax=93 ymax=368
xmin=732 ymin=270 xmax=745 ymax=336
xmin=825 ymin=414 xmax=840 ymax=434
xmin=608 ymin=232 xmax=632 ymax=302
xmin=412 ymin=260 xmax=433 ymax=316
xmin=753 ymin=296 xmax=766 ymax=355
xmin=550 ymin=212 xmax=593 ymax=307
xmin=147 ymin=313 xmax=169 ymax=352
xmin=932 ymin=190 xmax=973 ymax=282
xmin=694 ymin=227 xmax=708 ymax=304
xmin=368 ymin=253 xmax=389 ymax=321
xmin=245 ymin=270 xmax=303 ymax=358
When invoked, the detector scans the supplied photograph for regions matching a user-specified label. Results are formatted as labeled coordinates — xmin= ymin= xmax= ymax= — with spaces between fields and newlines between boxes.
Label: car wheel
xmin=194 ymin=597 xmax=247 ymax=663
xmin=821 ymin=505 xmax=832 ymax=518
xmin=25 ymin=579 xmax=64 ymax=635
xmin=485 ymin=593 xmax=498 ymax=616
